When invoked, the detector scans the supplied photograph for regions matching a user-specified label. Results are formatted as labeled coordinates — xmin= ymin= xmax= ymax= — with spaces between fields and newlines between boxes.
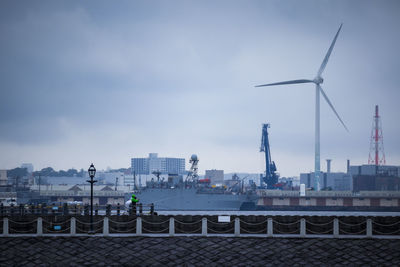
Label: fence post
xmin=333 ymin=218 xmax=339 ymax=237
xmin=41 ymin=203 xmax=46 ymax=215
xmin=117 ymin=203 xmax=120 ymax=216
xmin=3 ymin=218 xmax=9 ymax=236
xmin=37 ymin=217 xmax=43 ymax=236
xmin=202 ymin=218 xmax=207 ymax=236
xmin=70 ymin=217 xmax=76 ymax=236
xmin=84 ymin=204 xmax=89 ymax=216
xmin=234 ymin=218 xmax=240 ymax=237
xmin=136 ymin=217 xmax=142 ymax=235
xmin=19 ymin=204 xmax=24 ymax=216
xmin=300 ymin=218 xmax=306 ymax=237
xmin=150 ymin=203 xmax=154 ymax=215
xmin=10 ymin=203 xmax=15 ymax=216
xmin=103 ymin=217 xmax=109 ymax=236
xmin=169 ymin=217 xmax=175 ymax=236
xmin=106 ymin=205 xmax=111 ymax=216
xmin=267 ymin=218 xmax=273 ymax=237
xmin=129 ymin=203 xmax=133 ymax=216
xmin=366 ymin=218 xmax=372 ymax=238
xmin=63 ymin=203 xmax=69 ymax=215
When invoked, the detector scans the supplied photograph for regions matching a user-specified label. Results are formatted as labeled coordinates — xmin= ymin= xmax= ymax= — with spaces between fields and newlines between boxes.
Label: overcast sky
xmin=0 ymin=0 xmax=399 ymax=176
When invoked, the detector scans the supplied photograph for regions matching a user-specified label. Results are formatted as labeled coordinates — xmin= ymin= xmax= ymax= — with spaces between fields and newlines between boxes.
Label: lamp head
xmin=88 ymin=163 xmax=96 ymax=178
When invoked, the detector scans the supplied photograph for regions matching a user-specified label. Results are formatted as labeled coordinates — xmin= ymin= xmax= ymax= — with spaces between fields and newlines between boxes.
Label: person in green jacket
xmin=131 ymin=194 xmax=139 ymax=204
xmin=128 ymin=194 xmax=139 ymax=215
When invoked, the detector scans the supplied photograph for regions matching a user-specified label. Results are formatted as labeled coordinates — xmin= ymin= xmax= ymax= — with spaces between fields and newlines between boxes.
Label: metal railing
xmin=1 ymin=216 xmax=399 ymax=239
xmin=0 ymin=203 xmax=155 ymax=216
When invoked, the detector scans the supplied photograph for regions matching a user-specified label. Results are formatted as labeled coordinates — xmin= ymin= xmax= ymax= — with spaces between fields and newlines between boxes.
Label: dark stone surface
xmin=0 ymin=237 xmax=399 ymax=266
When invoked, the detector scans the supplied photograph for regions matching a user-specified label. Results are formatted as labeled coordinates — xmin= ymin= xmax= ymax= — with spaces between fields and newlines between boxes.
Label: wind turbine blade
xmin=318 ymin=84 xmax=349 ymax=132
xmin=317 ymin=24 xmax=343 ymax=77
xmin=255 ymin=79 xmax=313 ymax=87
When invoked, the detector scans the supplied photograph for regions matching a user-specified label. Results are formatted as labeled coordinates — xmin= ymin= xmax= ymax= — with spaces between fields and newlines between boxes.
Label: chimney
xmin=326 ymin=159 xmax=332 ymax=174
xmin=347 ymin=159 xmax=350 ymax=173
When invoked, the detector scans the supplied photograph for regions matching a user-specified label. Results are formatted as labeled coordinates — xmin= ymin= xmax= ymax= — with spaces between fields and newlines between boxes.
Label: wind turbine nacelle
xmin=313 ymin=77 xmax=324 ymax=84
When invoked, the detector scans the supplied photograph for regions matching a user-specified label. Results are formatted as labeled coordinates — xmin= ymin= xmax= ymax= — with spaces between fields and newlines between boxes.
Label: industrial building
xmin=300 ymin=172 xmax=352 ymax=191
xmin=348 ymin=105 xmax=400 ymax=191
xmin=349 ymin=164 xmax=400 ymax=177
xmin=300 ymin=159 xmax=352 ymax=191
xmin=300 ymin=162 xmax=400 ymax=192
xmin=131 ymin=153 xmax=185 ymax=175
xmin=350 ymin=164 xmax=400 ymax=192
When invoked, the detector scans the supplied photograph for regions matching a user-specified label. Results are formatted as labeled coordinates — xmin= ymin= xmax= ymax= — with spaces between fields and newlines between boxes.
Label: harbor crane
xmin=260 ymin=124 xmax=279 ymax=189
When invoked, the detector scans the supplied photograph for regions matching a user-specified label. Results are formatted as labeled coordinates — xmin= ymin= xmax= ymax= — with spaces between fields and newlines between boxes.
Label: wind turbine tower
xmin=255 ymin=24 xmax=348 ymax=191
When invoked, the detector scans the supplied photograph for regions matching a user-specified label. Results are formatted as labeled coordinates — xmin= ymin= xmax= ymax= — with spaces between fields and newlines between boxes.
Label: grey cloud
xmin=0 ymin=0 xmax=399 ymax=175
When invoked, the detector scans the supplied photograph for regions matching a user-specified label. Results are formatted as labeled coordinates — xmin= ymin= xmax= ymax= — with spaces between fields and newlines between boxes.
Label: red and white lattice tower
xmin=368 ymin=105 xmax=386 ymax=165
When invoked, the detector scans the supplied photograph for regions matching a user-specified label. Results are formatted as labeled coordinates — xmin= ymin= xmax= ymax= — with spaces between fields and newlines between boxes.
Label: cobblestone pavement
xmin=0 ymin=237 xmax=399 ymax=266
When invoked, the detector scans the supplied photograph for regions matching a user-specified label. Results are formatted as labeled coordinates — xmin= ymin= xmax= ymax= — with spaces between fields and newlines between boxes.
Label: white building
xmin=131 ymin=153 xmax=185 ymax=175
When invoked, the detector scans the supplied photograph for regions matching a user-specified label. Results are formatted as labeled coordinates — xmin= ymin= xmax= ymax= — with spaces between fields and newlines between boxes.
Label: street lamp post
xmin=87 ymin=163 xmax=97 ymax=234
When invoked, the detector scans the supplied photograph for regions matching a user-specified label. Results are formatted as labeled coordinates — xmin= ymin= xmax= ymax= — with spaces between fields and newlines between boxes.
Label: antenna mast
xmin=368 ymin=105 xmax=386 ymax=165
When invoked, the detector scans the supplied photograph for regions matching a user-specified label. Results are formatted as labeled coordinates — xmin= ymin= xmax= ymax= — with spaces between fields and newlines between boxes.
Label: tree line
xmin=7 ymin=167 xmax=85 ymax=177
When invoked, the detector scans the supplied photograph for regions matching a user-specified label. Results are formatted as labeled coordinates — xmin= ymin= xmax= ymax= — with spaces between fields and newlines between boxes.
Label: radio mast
xmin=368 ymin=105 xmax=386 ymax=165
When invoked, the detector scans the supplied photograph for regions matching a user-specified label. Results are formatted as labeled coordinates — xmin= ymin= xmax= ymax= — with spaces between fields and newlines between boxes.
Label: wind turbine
xmin=255 ymin=24 xmax=348 ymax=191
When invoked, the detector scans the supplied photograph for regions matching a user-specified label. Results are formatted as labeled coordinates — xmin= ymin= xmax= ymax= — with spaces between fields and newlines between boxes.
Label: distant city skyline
xmin=1 ymin=0 xmax=399 ymax=177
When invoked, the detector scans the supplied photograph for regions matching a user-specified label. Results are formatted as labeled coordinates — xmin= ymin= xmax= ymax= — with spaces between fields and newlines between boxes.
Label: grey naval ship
xmin=127 ymin=155 xmax=258 ymax=211
xmin=134 ymin=186 xmax=257 ymax=211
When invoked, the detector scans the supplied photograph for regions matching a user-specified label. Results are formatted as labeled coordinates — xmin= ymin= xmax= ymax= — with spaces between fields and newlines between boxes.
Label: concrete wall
xmin=258 ymin=196 xmax=400 ymax=209
xmin=272 ymin=198 xmax=290 ymax=206
xmin=353 ymin=198 xmax=371 ymax=206
xmin=326 ymin=198 xmax=344 ymax=206
xmin=299 ymin=198 xmax=317 ymax=206
xmin=380 ymin=198 xmax=399 ymax=207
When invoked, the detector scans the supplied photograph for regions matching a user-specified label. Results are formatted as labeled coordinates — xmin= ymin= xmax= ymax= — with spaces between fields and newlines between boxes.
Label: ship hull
xmin=133 ymin=188 xmax=256 ymax=211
